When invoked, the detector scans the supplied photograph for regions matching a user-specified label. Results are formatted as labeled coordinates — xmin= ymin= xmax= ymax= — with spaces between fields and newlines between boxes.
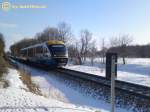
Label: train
xmin=18 ymin=40 xmax=68 ymax=67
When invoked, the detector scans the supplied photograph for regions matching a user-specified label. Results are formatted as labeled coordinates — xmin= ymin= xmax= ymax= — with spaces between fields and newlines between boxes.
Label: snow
xmin=66 ymin=58 xmax=150 ymax=87
xmin=0 ymin=68 xmax=99 ymax=112
xmin=7 ymin=58 xmax=147 ymax=112
xmin=118 ymin=58 xmax=150 ymax=65
xmin=16 ymin=62 xmax=130 ymax=112
xmin=2 ymin=57 xmax=148 ymax=112
xmin=0 ymin=88 xmax=97 ymax=112
xmin=4 ymin=69 xmax=27 ymax=89
xmin=83 ymin=58 xmax=150 ymax=66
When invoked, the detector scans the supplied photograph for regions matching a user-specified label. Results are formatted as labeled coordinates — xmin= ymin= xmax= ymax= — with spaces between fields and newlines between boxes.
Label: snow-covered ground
xmin=6 ymin=58 xmax=149 ymax=112
xmin=16 ymin=62 xmax=130 ymax=112
xmin=66 ymin=58 xmax=150 ymax=87
xmin=0 ymin=68 xmax=100 ymax=112
xmin=83 ymin=58 xmax=150 ymax=66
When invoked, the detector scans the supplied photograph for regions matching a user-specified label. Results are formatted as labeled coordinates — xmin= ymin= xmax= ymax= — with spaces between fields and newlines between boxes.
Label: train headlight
xmin=65 ymin=52 xmax=68 ymax=57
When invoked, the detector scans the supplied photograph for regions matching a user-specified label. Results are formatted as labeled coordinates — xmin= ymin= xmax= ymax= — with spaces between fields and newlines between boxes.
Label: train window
xmin=27 ymin=48 xmax=34 ymax=57
xmin=33 ymin=48 xmax=35 ymax=57
xmin=40 ymin=46 xmax=43 ymax=53
xmin=43 ymin=47 xmax=48 ymax=53
xmin=43 ymin=48 xmax=45 ymax=53
xmin=50 ymin=44 xmax=66 ymax=52
xmin=21 ymin=50 xmax=24 ymax=56
xmin=25 ymin=50 xmax=27 ymax=56
xmin=31 ymin=48 xmax=33 ymax=57
xmin=36 ymin=46 xmax=43 ymax=54
xmin=30 ymin=48 xmax=32 ymax=57
xmin=52 ymin=45 xmax=64 ymax=47
xmin=35 ymin=47 xmax=38 ymax=54
xmin=32 ymin=48 xmax=34 ymax=57
xmin=23 ymin=50 xmax=27 ymax=57
xmin=28 ymin=49 xmax=30 ymax=57
xmin=28 ymin=48 xmax=32 ymax=57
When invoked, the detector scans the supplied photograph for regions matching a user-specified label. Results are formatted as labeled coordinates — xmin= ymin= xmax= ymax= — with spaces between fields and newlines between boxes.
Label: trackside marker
xmin=111 ymin=55 xmax=116 ymax=112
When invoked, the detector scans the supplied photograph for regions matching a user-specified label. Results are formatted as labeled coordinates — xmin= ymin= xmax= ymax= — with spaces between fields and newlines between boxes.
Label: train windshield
xmin=48 ymin=44 xmax=67 ymax=56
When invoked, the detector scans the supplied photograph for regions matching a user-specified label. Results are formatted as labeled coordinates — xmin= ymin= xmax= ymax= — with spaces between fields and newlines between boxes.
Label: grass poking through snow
xmin=19 ymin=70 xmax=42 ymax=96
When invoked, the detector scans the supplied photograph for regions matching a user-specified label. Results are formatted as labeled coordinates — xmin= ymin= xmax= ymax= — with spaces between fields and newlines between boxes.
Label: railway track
xmin=10 ymin=57 xmax=150 ymax=100
xmin=56 ymin=67 xmax=150 ymax=101
xmin=9 ymin=57 xmax=150 ymax=111
xmin=9 ymin=58 xmax=150 ymax=106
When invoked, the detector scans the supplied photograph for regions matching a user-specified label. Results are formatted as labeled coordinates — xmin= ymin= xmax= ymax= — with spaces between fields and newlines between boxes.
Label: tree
xmin=0 ymin=33 xmax=5 ymax=56
xmin=100 ymin=38 xmax=107 ymax=64
xmin=79 ymin=29 xmax=92 ymax=63
xmin=75 ymin=41 xmax=82 ymax=65
xmin=109 ymin=34 xmax=133 ymax=64
xmin=0 ymin=33 xmax=7 ymax=75
xmin=58 ymin=22 xmax=72 ymax=44
xmin=37 ymin=27 xmax=60 ymax=42
xmin=89 ymin=40 xmax=97 ymax=66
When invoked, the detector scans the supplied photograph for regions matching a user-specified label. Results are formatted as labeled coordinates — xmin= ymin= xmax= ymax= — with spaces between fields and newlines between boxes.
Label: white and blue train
xmin=20 ymin=40 xmax=68 ymax=67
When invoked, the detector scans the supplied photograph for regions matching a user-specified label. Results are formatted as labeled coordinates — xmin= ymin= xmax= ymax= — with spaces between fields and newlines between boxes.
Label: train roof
xmin=47 ymin=40 xmax=64 ymax=45
xmin=21 ymin=40 xmax=64 ymax=51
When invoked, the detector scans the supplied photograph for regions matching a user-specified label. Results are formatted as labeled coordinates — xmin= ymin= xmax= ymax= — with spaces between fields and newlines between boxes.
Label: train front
xmin=47 ymin=41 xmax=68 ymax=67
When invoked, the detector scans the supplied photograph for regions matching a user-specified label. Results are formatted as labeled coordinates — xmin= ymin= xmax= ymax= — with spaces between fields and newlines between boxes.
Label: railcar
xmin=20 ymin=40 xmax=68 ymax=67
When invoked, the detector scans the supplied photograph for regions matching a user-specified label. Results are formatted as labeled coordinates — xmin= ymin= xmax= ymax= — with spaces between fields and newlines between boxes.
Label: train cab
xmin=46 ymin=41 xmax=68 ymax=66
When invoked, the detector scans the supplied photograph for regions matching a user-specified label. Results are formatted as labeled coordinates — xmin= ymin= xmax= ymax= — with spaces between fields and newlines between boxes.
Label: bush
xmin=0 ymin=33 xmax=8 ymax=77
xmin=0 ymin=56 xmax=8 ymax=77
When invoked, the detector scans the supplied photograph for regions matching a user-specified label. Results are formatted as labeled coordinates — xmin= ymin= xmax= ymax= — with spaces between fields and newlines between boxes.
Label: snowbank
xmin=66 ymin=58 xmax=150 ymax=87
xmin=0 ymin=88 xmax=96 ymax=112
xmin=0 ymin=68 xmax=98 ymax=112
xmin=16 ymin=63 xmax=129 ymax=112
xmin=80 ymin=58 xmax=150 ymax=66
xmin=4 ymin=68 xmax=27 ymax=89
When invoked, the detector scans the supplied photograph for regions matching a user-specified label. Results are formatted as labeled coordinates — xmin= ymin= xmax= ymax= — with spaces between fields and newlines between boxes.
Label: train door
xmin=43 ymin=46 xmax=51 ymax=59
xmin=43 ymin=45 xmax=51 ymax=59
xmin=36 ymin=46 xmax=43 ymax=58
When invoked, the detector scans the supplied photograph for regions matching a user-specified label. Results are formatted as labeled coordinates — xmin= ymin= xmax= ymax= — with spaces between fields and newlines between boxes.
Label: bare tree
xmin=101 ymin=38 xmax=107 ymax=64
xmin=58 ymin=22 xmax=72 ymax=44
xmin=109 ymin=34 xmax=133 ymax=64
xmin=75 ymin=41 xmax=82 ymax=65
xmin=119 ymin=35 xmax=133 ymax=64
xmin=89 ymin=40 xmax=97 ymax=66
xmin=68 ymin=30 xmax=93 ymax=65
xmin=79 ymin=29 xmax=92 ymax=63
xmin=38 ymin=27 xmax=60 ymax=42
xmin=68 ymin=40 xmax=82 ymax=65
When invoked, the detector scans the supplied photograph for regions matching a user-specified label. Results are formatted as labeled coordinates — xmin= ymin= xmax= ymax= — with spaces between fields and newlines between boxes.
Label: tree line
xmin=108 ymin=44 xmax=150 ymax=58
xmin=10 ymin=22 xmax=150 ymax=65
xmin=0 ymin=33 xmax=7 ymax=76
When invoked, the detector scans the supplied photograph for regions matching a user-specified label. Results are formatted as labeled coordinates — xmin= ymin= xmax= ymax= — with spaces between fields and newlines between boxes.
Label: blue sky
xmin=0 ymin=0 xmax=150 ymax=51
